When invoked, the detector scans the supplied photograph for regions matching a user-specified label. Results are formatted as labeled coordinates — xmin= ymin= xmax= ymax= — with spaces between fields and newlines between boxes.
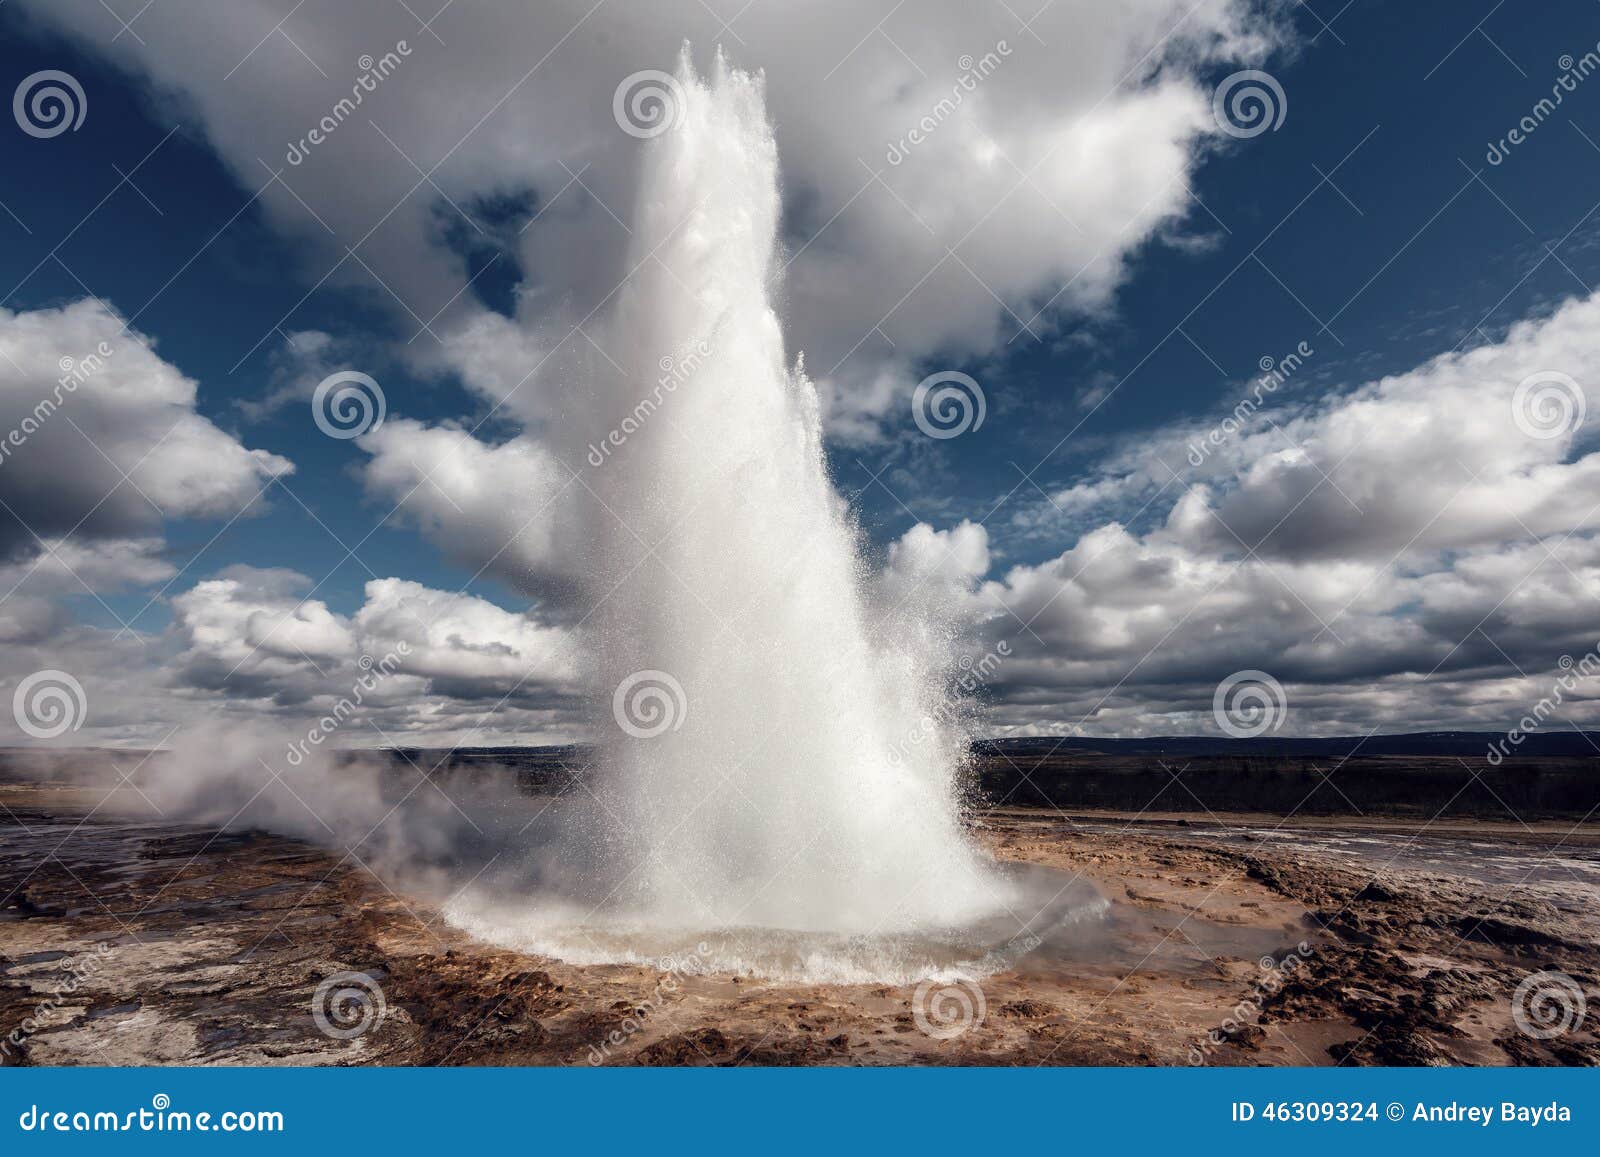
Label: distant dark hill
xmin=969 ymin=734 xmax=1600 ymax=818
xmin=373 ymin=733 xmax=1600 ymax=819
xmin=389 ymin=731 xmax=1600 ymax=764
xmin=974 ymin=731 xmax=1600 ymax=759
xmin=6 ymin=732 xmax=1596 ymax=819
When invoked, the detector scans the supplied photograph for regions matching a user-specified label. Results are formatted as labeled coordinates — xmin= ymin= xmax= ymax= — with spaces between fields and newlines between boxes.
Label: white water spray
xmin=447 ymin=53 xmax=1021 ymax=979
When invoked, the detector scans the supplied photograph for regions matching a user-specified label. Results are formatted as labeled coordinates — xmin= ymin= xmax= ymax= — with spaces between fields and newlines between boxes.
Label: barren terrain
xmin=4 ymin=775 xmax=1597 ymax=1067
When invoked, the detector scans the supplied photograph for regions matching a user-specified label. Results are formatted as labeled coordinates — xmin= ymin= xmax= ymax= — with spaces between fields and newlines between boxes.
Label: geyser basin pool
xmin=444 ymin=863 xmax=1112 ymax=986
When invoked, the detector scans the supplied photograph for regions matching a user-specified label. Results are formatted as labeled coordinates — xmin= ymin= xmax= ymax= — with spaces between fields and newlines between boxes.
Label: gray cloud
xmin=891 ymin=292 xmax=1600 ymax=735
xmin=0 ymin=300 xmax=292 ymax=565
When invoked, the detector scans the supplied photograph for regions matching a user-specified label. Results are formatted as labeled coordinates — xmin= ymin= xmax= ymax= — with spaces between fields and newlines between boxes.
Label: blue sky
xmin=3 ymin=0 xmax=1600 ymax=745
xmin=1 ymin=17 xmax=490 ymax=621
xmin=863 ymin=2 xmax=1600 ymax=537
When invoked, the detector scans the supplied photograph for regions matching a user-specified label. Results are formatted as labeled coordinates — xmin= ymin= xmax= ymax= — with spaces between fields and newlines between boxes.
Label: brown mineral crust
xmin=3 ymin=784 xmax=1598 ymax=1068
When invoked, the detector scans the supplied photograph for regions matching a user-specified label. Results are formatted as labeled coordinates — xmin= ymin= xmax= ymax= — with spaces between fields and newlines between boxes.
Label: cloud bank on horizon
xmin=2 ymin=0 xmax=1599 ymax=746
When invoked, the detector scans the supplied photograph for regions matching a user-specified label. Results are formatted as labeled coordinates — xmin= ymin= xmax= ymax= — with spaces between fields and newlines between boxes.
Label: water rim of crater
xmin=440 ymin=863 xmax=1113 ymax=986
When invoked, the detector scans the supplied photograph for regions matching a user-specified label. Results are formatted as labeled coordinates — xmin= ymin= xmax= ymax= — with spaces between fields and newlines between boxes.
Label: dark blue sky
xmin=2 ymin=15 xmax=487 ymax=629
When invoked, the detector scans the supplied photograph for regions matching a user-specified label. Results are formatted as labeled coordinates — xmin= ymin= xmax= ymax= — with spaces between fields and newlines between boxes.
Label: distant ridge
xmin=371 ymin=732 xmax=1600 ymax=761
xmin=972 ymin=732 xmax=1600 ymax=759
xmin=4 ymin=732 xmax=1597 ymax=761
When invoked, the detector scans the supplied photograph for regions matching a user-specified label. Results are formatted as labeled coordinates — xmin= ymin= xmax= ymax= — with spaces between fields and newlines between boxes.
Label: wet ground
xmin=2 ymin=782 xmax=1598 ymax=1066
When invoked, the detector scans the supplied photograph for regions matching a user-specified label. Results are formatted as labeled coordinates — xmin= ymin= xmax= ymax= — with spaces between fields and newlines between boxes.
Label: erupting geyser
xmin=446 ymin=52 xmax=1026 ymax=980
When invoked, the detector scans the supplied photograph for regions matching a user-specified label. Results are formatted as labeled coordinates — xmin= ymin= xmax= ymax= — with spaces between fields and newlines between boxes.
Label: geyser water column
xmin=584 ymin=53 xmax=1005 ymax=938
xmin=446 ymin=53 xmax=1021 ymax=978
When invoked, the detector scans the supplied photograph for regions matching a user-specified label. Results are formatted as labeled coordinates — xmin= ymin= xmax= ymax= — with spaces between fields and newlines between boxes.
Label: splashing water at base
xmin=444 ymin=52 xmax=1088 ymax=980
xmin=448 ymin=866 xmax=1111 ymax=986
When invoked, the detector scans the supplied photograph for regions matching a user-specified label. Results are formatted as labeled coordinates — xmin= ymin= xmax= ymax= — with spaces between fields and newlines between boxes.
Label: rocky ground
xmin=2 ymin=782 xmax=1597 ymax=1067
